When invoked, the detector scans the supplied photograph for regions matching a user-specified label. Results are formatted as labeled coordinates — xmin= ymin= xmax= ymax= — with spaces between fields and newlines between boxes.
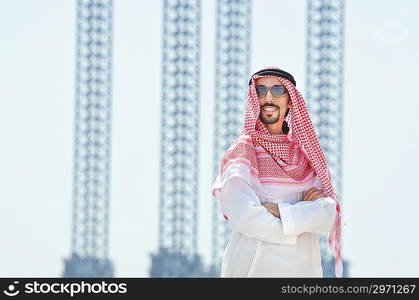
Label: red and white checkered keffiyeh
xmin=211 ymin=66 xmax=345 ymax=278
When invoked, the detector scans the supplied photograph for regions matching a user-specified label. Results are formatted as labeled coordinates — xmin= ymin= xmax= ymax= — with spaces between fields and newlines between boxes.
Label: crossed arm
xmin=262 ymin=186 xmax=327 ymax=218
xmin=219 ymin=176 xmax=337 ymax=244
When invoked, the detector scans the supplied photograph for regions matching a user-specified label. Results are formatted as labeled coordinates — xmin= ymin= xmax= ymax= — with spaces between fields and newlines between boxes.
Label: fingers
xmin=307 ymin=190 xmax=327 ymax=201
xmin=261 ymin=202 xmax=274 ymax=209
xmin=304 ymin=187 xmax=327 ymax=201
xmin=261 ymin=203 xmax=279 ymax=217
xmin=261 ymin=203 xmax=273 ymax=215
xmin=303 ymin=187 xmax=317 ymax=201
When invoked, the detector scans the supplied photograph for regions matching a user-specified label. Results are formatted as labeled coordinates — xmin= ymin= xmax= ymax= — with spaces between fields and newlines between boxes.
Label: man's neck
xmin=266 ymin=122 xmax=283 ymax=135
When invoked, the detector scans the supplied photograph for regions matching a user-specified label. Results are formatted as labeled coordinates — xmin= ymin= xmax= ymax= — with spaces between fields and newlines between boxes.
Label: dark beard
xmin=259 ymin=104 xmax=280 ymax=124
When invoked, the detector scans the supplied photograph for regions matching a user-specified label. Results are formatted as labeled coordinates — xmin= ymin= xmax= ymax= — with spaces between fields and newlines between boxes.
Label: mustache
xmin=260 ymin=103 xmax=280 ymax=109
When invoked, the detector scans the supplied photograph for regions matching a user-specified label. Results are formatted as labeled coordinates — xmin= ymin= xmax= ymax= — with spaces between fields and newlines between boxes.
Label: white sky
xmin=0 ymin=0 xmax=418 ymax=277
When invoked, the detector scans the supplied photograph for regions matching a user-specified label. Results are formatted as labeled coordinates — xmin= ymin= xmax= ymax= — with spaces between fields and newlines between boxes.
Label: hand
xmin=303 ymin=187 xmax=327 ymax=201
xmin=261 ymin=202 xmax=280 ymax=218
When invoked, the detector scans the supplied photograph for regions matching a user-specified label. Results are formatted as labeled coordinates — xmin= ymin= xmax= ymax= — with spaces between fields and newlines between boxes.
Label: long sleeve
xmin=278 ymin=196 xmax=337 ymax=235
xmin=219 ymin=176 xmax=297 ymax=245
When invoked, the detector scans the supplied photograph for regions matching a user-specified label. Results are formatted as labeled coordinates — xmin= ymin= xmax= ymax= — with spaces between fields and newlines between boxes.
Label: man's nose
xmin=265 ymin=90 xmax=274 ymax=102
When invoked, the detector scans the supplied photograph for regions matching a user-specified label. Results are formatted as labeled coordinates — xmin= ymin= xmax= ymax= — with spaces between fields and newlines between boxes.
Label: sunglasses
xmin=255 ymin=85 xmax=288 ymax=98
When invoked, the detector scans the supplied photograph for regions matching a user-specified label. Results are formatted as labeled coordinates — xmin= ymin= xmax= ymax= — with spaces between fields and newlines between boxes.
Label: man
xmin=211 ymin=67 xmax=344 ymax=277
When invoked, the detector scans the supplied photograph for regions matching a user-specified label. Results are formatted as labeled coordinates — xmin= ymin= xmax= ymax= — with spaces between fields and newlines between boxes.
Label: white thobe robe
xmin=217 ymin=174 xmax=337 ymax=277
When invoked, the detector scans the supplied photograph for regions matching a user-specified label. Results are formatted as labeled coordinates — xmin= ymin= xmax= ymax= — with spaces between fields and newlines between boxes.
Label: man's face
xmin=256 ymin=77 xmax=292 ymax=125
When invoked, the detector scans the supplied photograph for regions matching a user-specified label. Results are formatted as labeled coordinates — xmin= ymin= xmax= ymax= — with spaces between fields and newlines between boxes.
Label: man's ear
xmin=286 ymin=96 xmax=293 ymax=108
